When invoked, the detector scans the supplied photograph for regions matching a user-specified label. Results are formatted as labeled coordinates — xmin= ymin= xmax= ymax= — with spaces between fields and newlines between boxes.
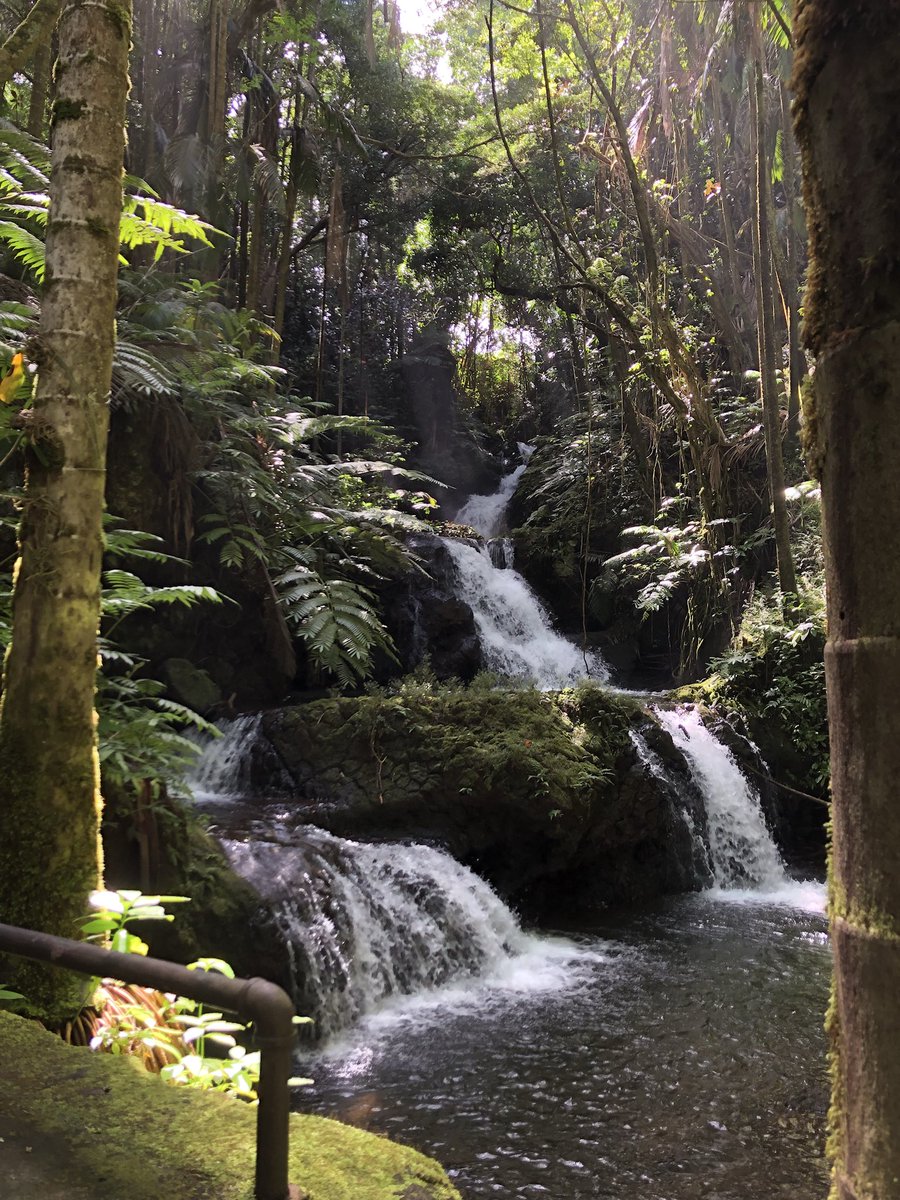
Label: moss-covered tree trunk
xmin=793 ymin=2 xmax=900 ymax=1196
xmin=0 ymin=0 xmax=130 ymax=1019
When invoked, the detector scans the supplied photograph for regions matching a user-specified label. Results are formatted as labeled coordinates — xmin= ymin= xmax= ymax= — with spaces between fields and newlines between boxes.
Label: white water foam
xmin=317 ymin=934 xmax=614 ymax=1065
xmin=654 ymin=706 xmax=787 ymax=891
xmin=706 ymin=879 xmax=826 ymax=913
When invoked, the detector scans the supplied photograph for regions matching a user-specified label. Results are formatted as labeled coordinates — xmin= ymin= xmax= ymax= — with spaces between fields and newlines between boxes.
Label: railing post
xmin=239 ymin=978 xmax=296 ymax=1200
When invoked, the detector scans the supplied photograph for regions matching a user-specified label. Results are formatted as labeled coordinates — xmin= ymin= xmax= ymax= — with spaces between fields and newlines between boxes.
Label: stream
xmin=299 ymin=888 xmax=828 ymax=1200
xmin=195 ymin=715 xmax=830 ymax=1200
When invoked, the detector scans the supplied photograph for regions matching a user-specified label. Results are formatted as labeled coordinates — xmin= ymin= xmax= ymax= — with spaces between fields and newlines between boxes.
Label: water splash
xmin=653 ymin=706 xmax=786 ymax=890
xmin=220 ymin=824 xmax=586 ymax=1037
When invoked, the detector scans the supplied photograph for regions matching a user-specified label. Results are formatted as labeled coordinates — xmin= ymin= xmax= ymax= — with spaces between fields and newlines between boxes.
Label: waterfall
xmin=455 ymin=443 xmax=534 ymax=538
xmin=447 ymin=444 xmax=607 ymax=688
xmin=654 ymin=707 xmax=786 ymax=890
xmin=188 ymin=714 xmax=293 ymax=803
xmin=220 ymin=824 xmax=558 ymax=1037
xmin=445 ymin=540 xmax=607 ymax=687
xmin=189 ymin=720 xmax=591 ymax=1037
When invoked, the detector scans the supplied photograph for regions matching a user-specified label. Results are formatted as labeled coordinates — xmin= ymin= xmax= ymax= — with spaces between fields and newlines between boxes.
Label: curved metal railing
xmin=0 ymin=922 xmax=296 ymax=1200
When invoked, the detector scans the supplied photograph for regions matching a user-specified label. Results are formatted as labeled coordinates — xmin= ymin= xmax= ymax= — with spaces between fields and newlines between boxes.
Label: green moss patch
xmin=0 ymin=1011 xmax=461 ymax=1200
xmin=261 ymin=684 xmax=651 ymax=904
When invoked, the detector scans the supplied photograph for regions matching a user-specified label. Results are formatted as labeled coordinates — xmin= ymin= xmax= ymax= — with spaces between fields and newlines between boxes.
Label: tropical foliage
xmin=0 ymin=0 xmax=818 ymax=765
xmin=82 ymin=890 xmax=312 ymax=1099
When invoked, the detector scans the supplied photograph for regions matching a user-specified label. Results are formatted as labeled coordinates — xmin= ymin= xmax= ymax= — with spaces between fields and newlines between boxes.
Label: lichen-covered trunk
xmin=0 ymin=0 xmax=130 ymax=1019
xmin=792 ymin=2 xmax=900 ymax=1196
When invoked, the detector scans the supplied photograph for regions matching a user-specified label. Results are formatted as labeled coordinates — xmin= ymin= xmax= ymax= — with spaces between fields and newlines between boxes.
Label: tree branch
xmin=0 ymin=0 xmax=62 ymax=90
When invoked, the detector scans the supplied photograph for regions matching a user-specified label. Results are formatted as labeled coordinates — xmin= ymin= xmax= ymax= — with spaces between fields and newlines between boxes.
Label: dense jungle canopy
xmin=0 ymin=0 xmax=819 ymax=701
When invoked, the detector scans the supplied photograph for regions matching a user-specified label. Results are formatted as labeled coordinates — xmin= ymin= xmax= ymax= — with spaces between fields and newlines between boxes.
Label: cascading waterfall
xmin=654 ymin=706 xmax=787 ymax=890
xmin=220 ymin=823 xmax=563 ymax=1037
xmin=447 ymin=446 xmax=608 ymax=688
xmin=445 ymin=540 xmax=607 ymax=687
xmin=188 ymin=713 xmax=293 ymax=803
xmin=188 ymin=720 xmax=590 ymax=1038
xmin=454 ymin=443 xmax=534 ymax=538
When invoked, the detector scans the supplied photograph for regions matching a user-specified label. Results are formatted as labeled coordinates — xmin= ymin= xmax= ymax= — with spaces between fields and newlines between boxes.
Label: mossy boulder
xmin=160 ymin=657 xmax=223 ymax=715
xmin=259 ymin=685 xmax=705 ymax=909
xmin=102 ymin=788 xmax=292 ymax=987
xmin=0 ymin=1011 xmax=461 ymax=1200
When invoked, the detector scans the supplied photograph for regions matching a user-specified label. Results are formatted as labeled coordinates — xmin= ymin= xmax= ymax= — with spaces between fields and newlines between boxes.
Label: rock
xmin=257 ymin=686 xmax=708 ymax=910
xmin=398 ymin=329 xmax=499 ymax=511
xmin=160 ymin=657 xmax=222 ymax=714
xmin=377 ymin=532 xmax=484 ymax=680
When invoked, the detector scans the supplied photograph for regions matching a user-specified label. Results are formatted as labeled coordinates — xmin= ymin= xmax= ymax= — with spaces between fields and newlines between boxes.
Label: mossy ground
xmin=0 ymin=1010 xmax=461 ymax=1200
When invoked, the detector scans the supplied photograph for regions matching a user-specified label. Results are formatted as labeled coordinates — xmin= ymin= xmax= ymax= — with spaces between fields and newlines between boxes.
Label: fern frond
xmin=248 ymin=144 xmax=286 ymax=216
xmin=0 ymin=220 xmax=45 ymax=281
xmin=112 ymin=340 xmax=180 ymax=400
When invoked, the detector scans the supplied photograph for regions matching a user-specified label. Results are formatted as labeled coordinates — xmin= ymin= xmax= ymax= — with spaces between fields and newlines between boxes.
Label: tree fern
xmin=276 ymin=563 xmax=396 ymax=685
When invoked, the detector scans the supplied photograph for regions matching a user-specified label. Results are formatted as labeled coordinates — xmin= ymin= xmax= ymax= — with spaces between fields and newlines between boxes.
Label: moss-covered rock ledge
xmin=0 ymin=1011 xmax=460 ymax=1200
xmin=260 ymin=685 xmax=708 ymax=910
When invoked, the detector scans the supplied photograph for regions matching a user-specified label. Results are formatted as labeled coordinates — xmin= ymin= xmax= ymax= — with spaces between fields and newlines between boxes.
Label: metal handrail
xmin=0 ymin=922 xmax=296 ymax=1200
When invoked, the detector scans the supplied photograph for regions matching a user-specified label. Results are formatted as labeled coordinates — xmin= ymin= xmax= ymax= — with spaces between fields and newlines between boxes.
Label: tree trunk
xmin=792 ymin=2 xmax=900 ymax=1196
xmin=27 ymin=42 xmax=50 ymax=137
xmin=749 ymin=13 xmax=796 ymax=595
xmin=139 ymin=0 xmax=159 ymax=181
xmin=0 ymin=0 xmax=130 ymax=1019
xmin=710 ymin=82 xmax=749 ymax=375
xmin=780 ymin=81 xmax=805 ymax=448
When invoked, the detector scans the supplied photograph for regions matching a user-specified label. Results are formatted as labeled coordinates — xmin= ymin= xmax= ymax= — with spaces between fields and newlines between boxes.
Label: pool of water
xmin=296 ymin=886 xmax=830 ymax=1199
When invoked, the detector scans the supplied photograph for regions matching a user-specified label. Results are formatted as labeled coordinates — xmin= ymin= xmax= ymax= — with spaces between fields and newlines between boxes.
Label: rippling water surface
xmin=297 ymin=888 xmax=829 ymax=1200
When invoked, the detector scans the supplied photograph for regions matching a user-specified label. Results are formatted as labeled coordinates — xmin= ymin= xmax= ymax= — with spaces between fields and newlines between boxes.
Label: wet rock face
xmin=378 ymin=532 xmax=484 ymax=681
xmin=255 ymin=689 xmax=709 ymax=912
xmin=398 ymin=330 xmax=499 ymax=511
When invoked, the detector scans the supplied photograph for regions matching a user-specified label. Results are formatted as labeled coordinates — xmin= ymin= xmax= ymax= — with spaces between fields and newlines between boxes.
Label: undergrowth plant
xmin=83 ymin=890 xmax=312 ymax=1099
xmin=0 ymin=983 xmax=24 ymax=1009
xmin=703 ymin=584 xmax=828 ymax=794
xmin=0 ymin=512 xmax=220 ymax=797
